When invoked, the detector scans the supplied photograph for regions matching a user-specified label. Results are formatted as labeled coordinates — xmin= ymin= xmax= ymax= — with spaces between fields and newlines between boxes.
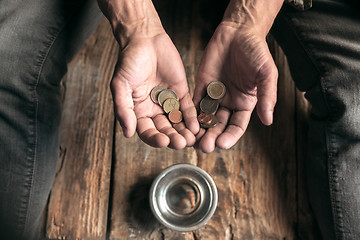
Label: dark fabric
xmin=0 ymin=0 xmax=102 ymax=239
xmin=272 ymin=0 xmax=360 ymax=239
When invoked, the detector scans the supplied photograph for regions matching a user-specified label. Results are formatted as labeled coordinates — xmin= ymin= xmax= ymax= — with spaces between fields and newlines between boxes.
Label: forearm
xmin=222 ymin=0 xmax=284 ymax=36
xmin=97 ymin=0 xmax=165 ymax=47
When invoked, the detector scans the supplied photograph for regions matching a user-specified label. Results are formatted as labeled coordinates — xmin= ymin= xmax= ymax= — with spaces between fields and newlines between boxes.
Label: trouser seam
xmin=19 ymin=32 xmax=59 ymax=238
xmin=20 ymin=4 xmax=85 ymax=236
xmin=327 ymin=127 xmax=344 ymax=240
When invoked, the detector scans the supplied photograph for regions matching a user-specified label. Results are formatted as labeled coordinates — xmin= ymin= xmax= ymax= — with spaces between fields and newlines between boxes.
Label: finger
xmin=256 ymin=60 xmax=278 ymax=126
xmin=193 ymin=39 xmax=222 ymax=108
xmin=216 ymin=109 xmax=252 ymax=150
xmin=111 ymin=78 xmax=137 ymax=138
xmin=179 ymin=93 xmax=200 ymax=135
xmin=198 ymin=108 xmax=231 ymax=153
xmin=137 ymin=117 xmax=170 ymax=148
xmin=193 ymin=79 xmax=208 ymax=109
xmin=173 ymin=122 xmax=196 ymax=147
xmin=153 ymin=114 xmax=187 ymax=149
xmin=194 ymin=128 xmax=206 ymax=149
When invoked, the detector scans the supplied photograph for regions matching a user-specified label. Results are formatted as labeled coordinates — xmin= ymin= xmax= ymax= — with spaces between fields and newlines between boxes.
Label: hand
xmin=111 ymin=33 xmax=199 ymax=149
xmin=193 ymin=22 xmax=278 ymax=153
xmin=97 ymin=0 xmax=199 ymax=148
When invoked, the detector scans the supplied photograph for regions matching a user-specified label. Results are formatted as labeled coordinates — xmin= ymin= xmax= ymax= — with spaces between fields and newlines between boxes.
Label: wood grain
xmin=43 ymin=0 xmax=319 ymax=239
xmin=108 ymin=0 xmax=314 ymax=239
xmin=44 ymin=20 xmax=117 ymax=239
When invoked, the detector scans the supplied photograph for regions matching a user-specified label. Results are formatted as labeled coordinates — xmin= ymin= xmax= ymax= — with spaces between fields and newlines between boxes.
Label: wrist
xmin=115 ymin=18 xmax=165 ymax=48
xmin=222 ymin=0 xmax=284 ymax=37
xmin=98 ymin=0 xmax=165 ymax=47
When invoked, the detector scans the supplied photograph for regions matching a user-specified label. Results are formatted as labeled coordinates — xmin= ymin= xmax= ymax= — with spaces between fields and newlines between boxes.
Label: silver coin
xmin=150 ymin=86 xmax=166 ymax=104
xmin=158 ymin=89 xmax=177 ymax=106
xmin=207 ymin=81 xmax=226 ymax=100
xmin=199 ymin=96 xmax=219 ymax=114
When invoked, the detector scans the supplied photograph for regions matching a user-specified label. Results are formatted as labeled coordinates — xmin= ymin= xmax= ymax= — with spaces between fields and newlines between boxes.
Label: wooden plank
xmin=44 ymin=20 xmax=117 ymax=239
xmin=109 ymin=0 xmax=303 ymax=239
xmin=269 ymin=38 xmax=321 ymax=239
xmin=108 ymin=132 xmax=197 ymax=239
xmin=269 ymin=39 xmax=322 ymax=239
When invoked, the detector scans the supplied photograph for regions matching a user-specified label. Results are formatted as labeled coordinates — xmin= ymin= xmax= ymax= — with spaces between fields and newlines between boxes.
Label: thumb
xmin=110 ymin=77 xmax=137 ymax=138
xmin=256 ymin=59 xmax=278 ymax=126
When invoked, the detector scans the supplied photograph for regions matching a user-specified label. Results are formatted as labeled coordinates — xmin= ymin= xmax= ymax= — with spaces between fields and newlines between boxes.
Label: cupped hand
xmin=193 ymin=22 xmax=278 ymax=153
xmin=111 ymin=33 xmax=199 ymax=149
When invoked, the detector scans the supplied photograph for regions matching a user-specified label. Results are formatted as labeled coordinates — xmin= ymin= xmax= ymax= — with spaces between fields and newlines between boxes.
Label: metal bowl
xmin=149 ymin=164 xmax=218 ymax=232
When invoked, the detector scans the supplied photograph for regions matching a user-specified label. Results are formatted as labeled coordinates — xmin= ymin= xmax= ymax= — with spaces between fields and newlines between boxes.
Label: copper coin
xmin=197 ymin=112 xmax=213 ymax=125
xmin=158 ymin=89 xmax=177 ymax=106
xmin=199 ymin=96 xmax=219 ymax=114
xmin=207 ymin=81 xmax=226 ymax=100
xmin=163 ymin=98 xmax=180 ymax=113
xmin=150 ymin=86 xmax=166 ymax=104
xmin=168 ymin=109 xmax=183 ymax=124
xmin=199 ymin=114 xmax=218 ymax=129
xmin=166 ymin=181 xmax=201 ymax=215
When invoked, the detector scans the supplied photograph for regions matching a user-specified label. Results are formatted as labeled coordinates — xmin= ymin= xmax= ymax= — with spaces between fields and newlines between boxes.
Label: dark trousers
xmin=0 ymin=0 xmax=102 ymax=239
xmin=272 ymin=0 xmax=360 ymax=239
xmin=0 ymin=0 xmax=359 ymax=239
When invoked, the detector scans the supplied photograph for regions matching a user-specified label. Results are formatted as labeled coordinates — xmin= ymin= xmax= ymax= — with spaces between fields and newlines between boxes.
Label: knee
xmin=305 ymin=71 xmax=360 ymax=139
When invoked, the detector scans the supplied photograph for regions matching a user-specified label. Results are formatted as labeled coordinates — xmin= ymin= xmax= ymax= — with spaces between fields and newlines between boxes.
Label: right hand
xmin=111 ymin=33 xmax=199 ymax=149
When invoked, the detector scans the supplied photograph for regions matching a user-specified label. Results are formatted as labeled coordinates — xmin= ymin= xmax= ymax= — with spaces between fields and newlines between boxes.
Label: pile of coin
xmin=198 ymin=81 xmax=226 ymax=128
xmin=150 ymin=86 xmax=182 ymax=124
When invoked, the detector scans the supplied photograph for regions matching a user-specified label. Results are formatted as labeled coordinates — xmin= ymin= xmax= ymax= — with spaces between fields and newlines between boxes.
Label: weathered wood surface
xmin=44 ymin=0 xmax=320 ymax=239
xmin=109 ymin=0 xmax=319 ymax=239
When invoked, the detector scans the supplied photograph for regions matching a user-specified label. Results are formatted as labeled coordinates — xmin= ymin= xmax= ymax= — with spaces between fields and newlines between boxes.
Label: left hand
xmin=193 ymin=22 xmax=278 ymax=153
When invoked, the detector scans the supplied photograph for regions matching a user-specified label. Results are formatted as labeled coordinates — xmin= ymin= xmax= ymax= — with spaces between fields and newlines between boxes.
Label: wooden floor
xmin=42 ymin=1 xmax=321 ymax=239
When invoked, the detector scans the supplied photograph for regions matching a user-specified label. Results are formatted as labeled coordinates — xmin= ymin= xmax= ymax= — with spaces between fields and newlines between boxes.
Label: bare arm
xmin=222 ymin=0 xmax=284 ymax=35
xmin=97 ymin=0 xmax=199 ymax=148
xmin=97 ymin=0 xmax=164 ymax=47
xmin=194 ymin=0 xmax=284 ymax=152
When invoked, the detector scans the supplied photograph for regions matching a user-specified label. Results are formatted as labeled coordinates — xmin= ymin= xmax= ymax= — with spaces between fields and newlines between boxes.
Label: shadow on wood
xmin=125 ymin=176 xmax=160 ymax=232
xmin=43 ymin=0 xmax=321 ymax=239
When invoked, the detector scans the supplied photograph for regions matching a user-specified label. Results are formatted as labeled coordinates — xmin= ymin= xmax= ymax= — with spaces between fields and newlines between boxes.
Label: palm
xmin=194 ymin=24 xmax=278 ymax=152
xmin=112 ymin=33 xmax=199 ymax=148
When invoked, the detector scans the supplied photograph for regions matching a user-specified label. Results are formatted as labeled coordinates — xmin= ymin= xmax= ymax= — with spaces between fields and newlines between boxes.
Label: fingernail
xmin=266 ymin=110 xmax=273 ymax=125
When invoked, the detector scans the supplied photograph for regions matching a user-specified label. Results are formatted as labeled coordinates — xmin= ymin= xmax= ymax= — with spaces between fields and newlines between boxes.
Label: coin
xmin=150 ymin=86 xmax=166 ymax=104
xmin=199 ymin=96 xmax=219 ymax=114
xmin=158 ymin=89 xmax=177 ymax=106
xmin=197 ymin=112 xmax=213 ymax=125
xmin=168 ymin=109 xmax=182 ymax=124
xmin=207 ymin=81 xmax=226 ymax=100
xmin=163 ymin=98 xmax=180 ymax=114
xmin=199 ymin=114 xmax=217 ymax=128
xmin=166 ymin=181 xmax=201 ymax=215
